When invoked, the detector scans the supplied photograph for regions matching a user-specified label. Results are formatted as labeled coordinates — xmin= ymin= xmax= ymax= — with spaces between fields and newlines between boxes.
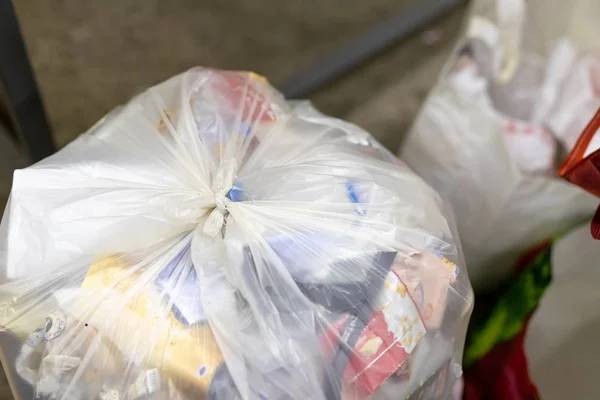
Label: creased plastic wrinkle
xmin=0 ymin=68 xmax=472 ymax=400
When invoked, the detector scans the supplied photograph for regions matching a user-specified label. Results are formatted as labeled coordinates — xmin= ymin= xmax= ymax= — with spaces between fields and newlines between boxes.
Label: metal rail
xmin=277 ymin=0 xmax=466 ymax=99
xmin=0 ymin=0 xmax=55 ymax=162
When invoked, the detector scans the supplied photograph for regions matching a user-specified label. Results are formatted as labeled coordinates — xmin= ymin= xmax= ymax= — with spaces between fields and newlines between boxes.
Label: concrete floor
xmin=1 ymin=0 xmax=466 ymax=207
xmin=0 ymin=1 xmax=466 ymax=398
xmin=11 ymin=0 xmax=465 ymax=147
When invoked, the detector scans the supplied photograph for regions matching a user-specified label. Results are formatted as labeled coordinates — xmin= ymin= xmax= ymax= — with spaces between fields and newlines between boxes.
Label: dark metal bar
xmin=277 ymin=0 xmax=466 ymax=99
xmin=0 ymin=0 xmax=56 ymax=162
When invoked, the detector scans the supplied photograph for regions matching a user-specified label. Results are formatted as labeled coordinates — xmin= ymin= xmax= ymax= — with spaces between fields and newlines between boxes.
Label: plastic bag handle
xmin=467 ymin=0 xmax=526 ymax=83
xmin=495 ymin=0 xmax=526 ymax=82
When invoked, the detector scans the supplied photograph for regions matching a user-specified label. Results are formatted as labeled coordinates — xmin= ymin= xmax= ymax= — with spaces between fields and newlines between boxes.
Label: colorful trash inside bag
xmin=401 ymin=0 xmax=600 ymax=292
xmin=0 ymin=68 xmax=473 ymax=400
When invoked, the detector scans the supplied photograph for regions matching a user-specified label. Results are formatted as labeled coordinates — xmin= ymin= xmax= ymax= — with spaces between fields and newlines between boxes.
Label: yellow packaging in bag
xmin=79 ymin=256 xmax=224 ymax=397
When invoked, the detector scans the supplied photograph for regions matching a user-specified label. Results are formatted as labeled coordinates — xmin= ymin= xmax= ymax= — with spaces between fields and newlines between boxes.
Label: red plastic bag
xmin=559 ymin=108 xmax=600 ymax=238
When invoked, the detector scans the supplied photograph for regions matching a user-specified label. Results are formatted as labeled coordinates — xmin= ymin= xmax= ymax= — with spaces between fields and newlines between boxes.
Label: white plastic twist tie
xmin=203 ymin=160 xmax=237 ymax=237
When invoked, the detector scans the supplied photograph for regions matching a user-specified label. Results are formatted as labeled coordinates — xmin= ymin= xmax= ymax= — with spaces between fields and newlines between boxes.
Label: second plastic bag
xmin=401 ymin=0 xmax=600 ymax=291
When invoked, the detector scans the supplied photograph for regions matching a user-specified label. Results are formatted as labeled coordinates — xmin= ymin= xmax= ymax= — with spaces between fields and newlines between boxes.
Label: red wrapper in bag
xmin=320 ymin=270 xmax=428 ymax=397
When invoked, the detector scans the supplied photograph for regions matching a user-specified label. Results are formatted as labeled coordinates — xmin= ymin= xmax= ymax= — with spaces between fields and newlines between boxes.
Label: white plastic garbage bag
xmin=401 ymin=0 xmax=600 ymax=291
xmin=0 ymin=68 xmax=473 ymax=400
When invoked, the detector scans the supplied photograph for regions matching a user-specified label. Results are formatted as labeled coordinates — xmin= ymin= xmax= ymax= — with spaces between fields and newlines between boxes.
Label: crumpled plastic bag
xmin=0 ymin=68 xmax=473 ymax=400
xmin=401 ymin=0 xmax=600 ymax=291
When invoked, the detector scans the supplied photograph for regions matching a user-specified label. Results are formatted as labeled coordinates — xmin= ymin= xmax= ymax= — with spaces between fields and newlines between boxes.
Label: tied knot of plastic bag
xmin=203 ymin=159 xmax=237 ymax=238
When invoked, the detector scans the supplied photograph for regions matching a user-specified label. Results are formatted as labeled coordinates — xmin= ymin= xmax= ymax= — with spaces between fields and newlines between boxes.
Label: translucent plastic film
xmin=401 ymin=0 xmax=600 ymax=291
xmin=0 ymin=68 xmax=472 ymax=400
